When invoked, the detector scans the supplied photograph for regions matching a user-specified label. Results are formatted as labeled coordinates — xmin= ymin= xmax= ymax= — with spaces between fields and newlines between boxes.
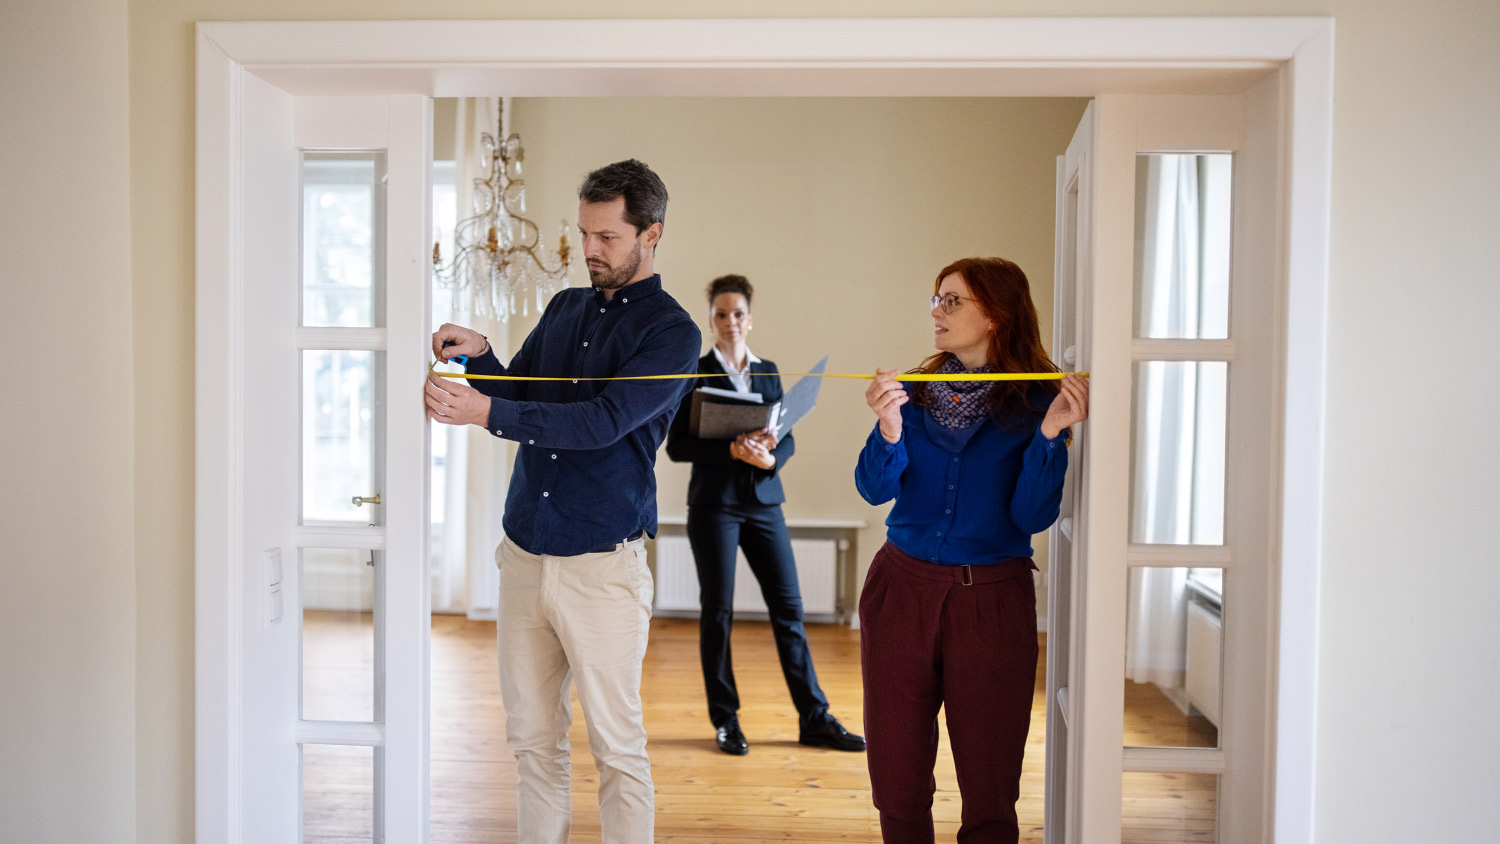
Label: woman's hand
xmin=744 ymin=427 xmax=778 ymax=451
xmin=1040 ymin=373 xmax=1090 ymax=440
xmin=431 ymin=323 xmax=489 ymax=362
xmin=731 ymin=432 xmax=776 ymax=470
xmin=865 ymin=368 xmax=907 ymax=443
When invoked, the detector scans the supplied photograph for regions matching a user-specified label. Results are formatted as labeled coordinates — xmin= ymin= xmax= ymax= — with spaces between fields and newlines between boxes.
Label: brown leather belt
xmin=880 ymin=540 xmax=1036 ymax=586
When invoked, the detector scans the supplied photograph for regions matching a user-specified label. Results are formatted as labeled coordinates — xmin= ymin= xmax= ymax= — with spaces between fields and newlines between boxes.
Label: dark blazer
xmin=665 ymin=353 xmax=796 ymax=508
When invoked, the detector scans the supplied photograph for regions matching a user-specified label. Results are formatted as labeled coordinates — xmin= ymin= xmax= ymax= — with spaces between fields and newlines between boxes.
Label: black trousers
xmin=686 ymin=502 xmax=830 ymax=730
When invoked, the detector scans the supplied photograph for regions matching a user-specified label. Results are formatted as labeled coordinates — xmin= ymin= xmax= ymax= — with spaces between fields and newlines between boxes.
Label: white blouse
xmin=711 ymin=345 xmax=762 ymax=394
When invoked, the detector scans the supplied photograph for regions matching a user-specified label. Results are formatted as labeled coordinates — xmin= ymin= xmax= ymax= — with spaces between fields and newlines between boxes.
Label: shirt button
xmin=622 ymin=298 xmax=628 ymax=303
xmin=948 ymin=484 xmax=955 ymax=490
xmin=936 ymin=531 xmax=943 ymax=536
xmin=542 ymin=492 xmax=549 ymax=498
xmin=583 ymin=341 xmax=589 ymax=347
xmin=945 ymin=509 xmax=952 ymax=514
xmin=600 ymin=308 xmax=606 ymax=313
xmin=528 ymin=439 xmax=535 ymax=445
xmin=494 ymin=430 xmax=503 ymax=436
xmin=953 ymin=457 xmax=959 ymax=463
xmin=551 ymin=454 xmax=557 ymax=459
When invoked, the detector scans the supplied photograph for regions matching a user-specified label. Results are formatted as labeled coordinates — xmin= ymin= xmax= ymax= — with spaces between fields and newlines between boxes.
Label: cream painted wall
xmin=1316 ymin=1 xmax=1500 ymax=840
xmin=0 ymin=0 xmax=137 ymax=842
xmin=0 ymin=1 xmax=1478 ymax=842
xmin=496 ymin=96 xmax=1085 ymax=619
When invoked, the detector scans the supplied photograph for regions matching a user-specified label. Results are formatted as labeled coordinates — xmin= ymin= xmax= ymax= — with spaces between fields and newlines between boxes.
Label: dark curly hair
xmin=705 ymin=274 xmax=753 ymax=306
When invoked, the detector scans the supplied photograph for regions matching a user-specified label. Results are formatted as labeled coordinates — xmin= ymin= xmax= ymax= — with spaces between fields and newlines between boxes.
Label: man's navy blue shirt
xmin=463 ymin=274 xmax=701 ymax=557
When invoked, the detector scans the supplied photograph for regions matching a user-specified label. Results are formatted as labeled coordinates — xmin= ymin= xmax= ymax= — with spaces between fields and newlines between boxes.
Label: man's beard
xmin=587 ymin=244 xmax=644 ymax=290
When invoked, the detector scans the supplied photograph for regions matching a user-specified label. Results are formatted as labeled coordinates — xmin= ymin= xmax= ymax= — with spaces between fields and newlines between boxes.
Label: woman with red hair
xmin=856 ymin=257 xmax=1089 ymax=843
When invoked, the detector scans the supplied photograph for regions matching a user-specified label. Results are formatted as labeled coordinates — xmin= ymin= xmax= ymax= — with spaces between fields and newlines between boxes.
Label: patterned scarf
xmin=925 ymin=357 xmax=996 ymax=429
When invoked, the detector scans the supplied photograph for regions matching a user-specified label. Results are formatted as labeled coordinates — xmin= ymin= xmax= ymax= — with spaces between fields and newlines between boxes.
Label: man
xmin=425 ymin=159 xmax=699 ymax=844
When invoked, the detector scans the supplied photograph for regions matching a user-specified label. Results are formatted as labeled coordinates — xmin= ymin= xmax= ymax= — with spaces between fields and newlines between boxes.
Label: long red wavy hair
xmin=910 ymin=257 xmax=1061 ymax=426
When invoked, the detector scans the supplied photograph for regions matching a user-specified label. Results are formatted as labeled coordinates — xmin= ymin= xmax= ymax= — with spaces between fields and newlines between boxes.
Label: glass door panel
xmin=1130 ymin=361 xmax=1228 ymax=546
xmin=1134 ymin=153 xmax=1232 ymax=341
xmin=301 ymin=548 xmax=380 ymax=722
xmin=1123 ymin=566 xmax=1224 ymax=749
xmin=302 ymin=153 xmax=385 ymax=328
xmin=302 ymin=349 xmax=385 ymax=526
xmin=302 ymin=744 xmax=376 ymax=843
xmin=1121 ymin=772 xmax=1218 ymax=843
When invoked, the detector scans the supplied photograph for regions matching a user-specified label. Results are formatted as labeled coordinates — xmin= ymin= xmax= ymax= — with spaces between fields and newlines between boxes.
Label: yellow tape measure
xmin=429 ymin=360 xmax=1088 ymax=383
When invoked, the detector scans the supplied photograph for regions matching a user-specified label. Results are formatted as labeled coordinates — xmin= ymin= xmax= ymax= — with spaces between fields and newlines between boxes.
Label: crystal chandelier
xmin=433 ymin=107 xmax=571 ymax=321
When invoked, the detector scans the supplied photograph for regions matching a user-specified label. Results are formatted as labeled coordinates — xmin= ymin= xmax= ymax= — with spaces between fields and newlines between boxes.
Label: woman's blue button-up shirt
xmin=855 ymin=401 xmax=1068 ymax=565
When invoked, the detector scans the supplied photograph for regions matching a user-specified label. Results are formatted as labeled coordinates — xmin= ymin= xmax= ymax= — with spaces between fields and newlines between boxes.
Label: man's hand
xmin=425 ymin=374 xmax=491 ymax=428
xmin=431 ymin=323 xmax=489 ymax=363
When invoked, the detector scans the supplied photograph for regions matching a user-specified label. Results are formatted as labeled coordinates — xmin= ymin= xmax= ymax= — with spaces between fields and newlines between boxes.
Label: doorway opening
xmin=197 ymin=18 xmax=1333 ymax=844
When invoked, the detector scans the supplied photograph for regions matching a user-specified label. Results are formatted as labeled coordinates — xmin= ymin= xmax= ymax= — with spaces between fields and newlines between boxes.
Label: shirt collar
xmin=711 ymin=344 xmax=761 ymax=374
xmin=592 ymin=273 xmax=662 ymax=304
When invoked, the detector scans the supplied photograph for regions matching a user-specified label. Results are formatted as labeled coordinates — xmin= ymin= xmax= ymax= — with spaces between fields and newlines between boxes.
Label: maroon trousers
xmin=859 ymin=542 xmax=1039 ymax=844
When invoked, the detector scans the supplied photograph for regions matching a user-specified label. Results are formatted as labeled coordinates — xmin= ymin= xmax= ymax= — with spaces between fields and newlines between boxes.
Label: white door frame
xmin=196 ymin=16 xmax=1333 ymax=844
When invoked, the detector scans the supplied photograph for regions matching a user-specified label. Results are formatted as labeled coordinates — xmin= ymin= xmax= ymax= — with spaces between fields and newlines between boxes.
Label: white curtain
xmin=1125 ymin=154 xmax=1231 ymax=688
xmin=430 ymin=97 xmax=509 ymax=618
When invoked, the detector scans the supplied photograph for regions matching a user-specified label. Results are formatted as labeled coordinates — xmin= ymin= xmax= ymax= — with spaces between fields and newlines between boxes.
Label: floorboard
xmin=300 ymin=611 xmax=1217 ymax=842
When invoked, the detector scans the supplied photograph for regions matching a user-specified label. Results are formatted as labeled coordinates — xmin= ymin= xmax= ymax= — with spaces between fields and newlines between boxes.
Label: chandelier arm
xmin=511 ymin=214 xmax=543 ymax=251
xmin=517 ymin=244 xmax=567 ymax=276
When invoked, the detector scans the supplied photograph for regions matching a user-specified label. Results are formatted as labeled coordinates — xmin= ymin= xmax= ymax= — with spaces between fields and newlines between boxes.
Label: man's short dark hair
xmin=577 ymin=159 xmax=668 ymax=234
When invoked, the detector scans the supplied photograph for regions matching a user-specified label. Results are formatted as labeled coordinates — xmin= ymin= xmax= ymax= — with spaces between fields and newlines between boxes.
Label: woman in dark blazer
xmin=666 ymin=274 xmax=864 ymax=756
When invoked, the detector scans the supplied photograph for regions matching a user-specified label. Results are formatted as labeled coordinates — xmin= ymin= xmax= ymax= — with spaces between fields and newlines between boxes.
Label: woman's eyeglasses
xmin=931 ymin=294 xmax=975 ymax=314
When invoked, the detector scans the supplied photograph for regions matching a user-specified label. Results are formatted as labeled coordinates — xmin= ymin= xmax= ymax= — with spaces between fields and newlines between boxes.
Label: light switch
xmin=265 ymin=547 xmax=283 ymax=587
xmin=263 ymin=547 xmax=284 ymax=628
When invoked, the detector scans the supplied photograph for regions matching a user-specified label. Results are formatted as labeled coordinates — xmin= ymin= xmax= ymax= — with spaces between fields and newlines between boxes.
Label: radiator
xmin=653 ymin=535 xmax=838 ymax=620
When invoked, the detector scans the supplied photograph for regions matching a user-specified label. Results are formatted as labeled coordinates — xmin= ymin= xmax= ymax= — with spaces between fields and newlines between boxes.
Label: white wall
xmin=0 ymin=1 xmax=1491 ymax=842
xmin=0 ymin=0 xmax=137 ymax=841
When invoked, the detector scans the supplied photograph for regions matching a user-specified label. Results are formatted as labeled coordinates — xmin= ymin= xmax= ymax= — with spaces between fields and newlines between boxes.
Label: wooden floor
xmin=302 ymin=612 xmax=1217 ymax=843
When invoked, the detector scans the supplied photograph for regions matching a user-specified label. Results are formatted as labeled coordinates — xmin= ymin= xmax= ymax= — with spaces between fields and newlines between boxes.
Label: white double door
xmin=233 ymin=88 xmax=433 ymax=842
xmin=225 ymin=90 xmax=1280 ymax=843
xmin=1046 ymin=91 xmax=1283 ymax=843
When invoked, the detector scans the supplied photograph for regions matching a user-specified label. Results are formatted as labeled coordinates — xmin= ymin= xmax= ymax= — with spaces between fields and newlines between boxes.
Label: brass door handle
xmin=351 ymin=494 xmax=382 ymax=507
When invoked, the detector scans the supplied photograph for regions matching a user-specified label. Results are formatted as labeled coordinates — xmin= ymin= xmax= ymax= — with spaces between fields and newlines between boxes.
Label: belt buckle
xmin=961 ymin=564 xmax=973 ymax=586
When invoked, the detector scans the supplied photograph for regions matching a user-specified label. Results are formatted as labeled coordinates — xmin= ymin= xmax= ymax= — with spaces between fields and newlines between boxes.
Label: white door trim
xmin=196 ymin=16 xmax=1333 ymax=844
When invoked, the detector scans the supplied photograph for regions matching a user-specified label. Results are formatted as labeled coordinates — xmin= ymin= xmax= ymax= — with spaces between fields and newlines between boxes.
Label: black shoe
xmin=798 ymin=716 xmax=866 ymax=752
xmin=715 ymin=719 xmax=749 ymax=755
